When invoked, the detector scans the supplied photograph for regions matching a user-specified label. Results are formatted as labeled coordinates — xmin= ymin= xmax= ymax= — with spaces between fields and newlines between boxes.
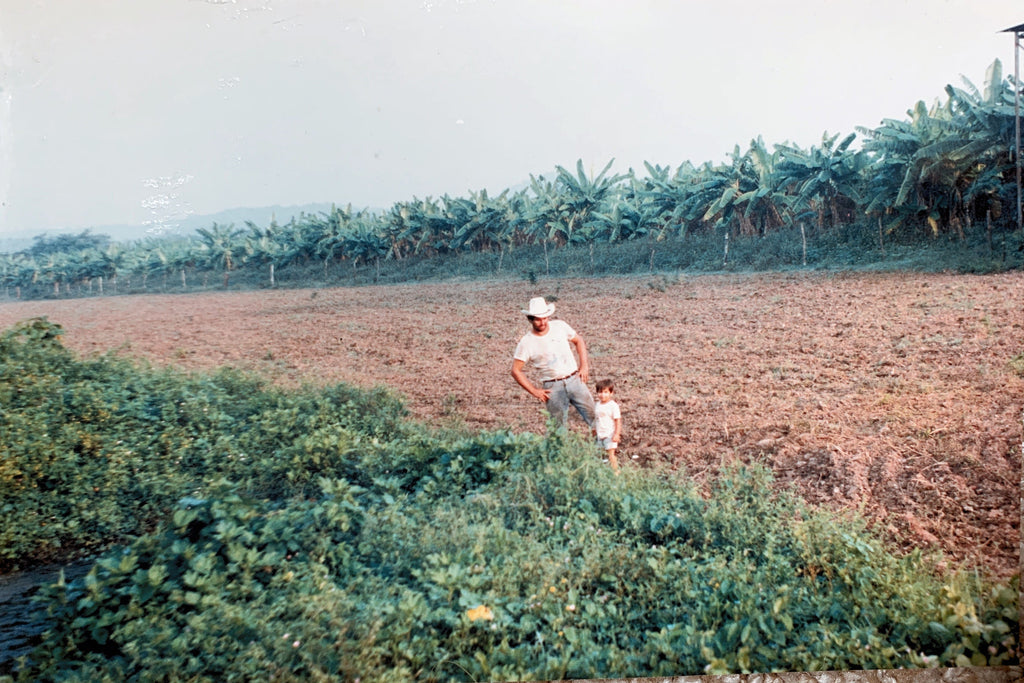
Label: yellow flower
xmin=466 ymin=605 xmax=494 ymax=621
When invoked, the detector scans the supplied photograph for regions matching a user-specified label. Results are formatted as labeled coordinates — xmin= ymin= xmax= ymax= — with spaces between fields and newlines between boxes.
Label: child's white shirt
xmin=594 ymin=399 xmax=620 ymax=440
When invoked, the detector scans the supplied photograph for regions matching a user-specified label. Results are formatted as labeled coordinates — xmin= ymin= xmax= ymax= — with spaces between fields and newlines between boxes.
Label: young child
xmin=593 ymin=379 xmax=622 ymax=473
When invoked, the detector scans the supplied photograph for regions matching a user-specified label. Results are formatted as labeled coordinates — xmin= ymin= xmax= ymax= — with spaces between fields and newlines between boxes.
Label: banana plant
xmin=245 ymin=221 xmax=288 ymax=286
xmin=738 ymin=137 xmax=791 ymax=235
xmin=341 ymin=216 xmax=390 ymax=273
xmin=450 ymin=189 xmax=513 ymax=253
xmin=858 ymin=68 xmax=1011 ymax=240
xmin=696 ymin=145 xmax=762 ymax=235
xmin=549 ymin=158 xmax=626 ymax=245
xmin=311 ymin=205 xmax=358 ymax=277
xmin=631 ymin=161 xmax=703 ymax=239
xmin=858 ymin=116 xmax=922 ymax=231
xmin=385 ymin=196 xmax=452 ymax=258
xmin=775 ymin=131 xmax=868 ymax=231
xmin=97 ymin=244 xmax=126 ymax=293
xmin=0 ymin=253 xmax=18 ymax=298
xmin=161 ymin=238 xmax=200 ymax=291
xmin=39 ymin=252 xmax=71 ymax=297
xmin=589 ymin=187 xmax=660 ymax=243
xmin=912 ymin=61 xmax=1016 ymax=234
xmin=196 ymin=222 xmax=246 ymax=287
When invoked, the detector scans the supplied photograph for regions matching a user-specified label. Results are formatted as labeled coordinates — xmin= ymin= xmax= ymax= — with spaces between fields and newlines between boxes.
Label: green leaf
xmin=147 ymin=563 xmax=168 ymax=586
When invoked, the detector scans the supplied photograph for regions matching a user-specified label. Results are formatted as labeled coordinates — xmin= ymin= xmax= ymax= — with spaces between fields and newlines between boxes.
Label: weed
xmin=647 ymin=274 xmax=679 ymax=293
xmin=441 ymin=392 xmax=460 ymax=418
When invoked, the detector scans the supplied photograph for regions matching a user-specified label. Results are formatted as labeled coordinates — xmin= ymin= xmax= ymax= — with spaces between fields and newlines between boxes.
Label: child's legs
xmin=597 ymin=437 xmax=619 ymax=471
xmin=607 ymin=447 xmax=619 ymax=472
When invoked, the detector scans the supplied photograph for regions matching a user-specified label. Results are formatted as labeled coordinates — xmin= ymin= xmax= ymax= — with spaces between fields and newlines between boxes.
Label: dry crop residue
xmin=1 ymin=271 xmax=1020 ymax=578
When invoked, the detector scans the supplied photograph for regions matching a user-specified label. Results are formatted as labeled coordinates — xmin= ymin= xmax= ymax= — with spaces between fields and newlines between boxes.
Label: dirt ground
xmin=1 ymin=271 xmax=1020 ymax=579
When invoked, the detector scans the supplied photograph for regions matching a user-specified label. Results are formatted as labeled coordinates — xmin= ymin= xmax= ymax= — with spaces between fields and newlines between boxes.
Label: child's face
xmin=596 ymin=387 xmax=613 ymax=403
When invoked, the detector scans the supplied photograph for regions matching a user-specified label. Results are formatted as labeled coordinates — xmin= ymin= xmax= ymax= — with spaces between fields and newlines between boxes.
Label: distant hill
xmin=0 ymin=203 xmax=374 ymax=253
xmin=168 ymin=203 xmax=343 ymax=235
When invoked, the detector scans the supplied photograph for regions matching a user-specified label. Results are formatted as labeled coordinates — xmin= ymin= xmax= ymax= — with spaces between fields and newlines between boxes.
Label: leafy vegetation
xmin=2 ymin=61 xmax=1022 ymax=301
xmin=0 ymin=318 xmax=406 ymax=571
xmin=1 ymin=319 xmax=1017 ymax=681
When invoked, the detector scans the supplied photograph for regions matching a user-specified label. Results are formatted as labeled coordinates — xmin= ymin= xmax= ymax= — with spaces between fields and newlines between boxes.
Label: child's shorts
xmin=597 ymin=437 xmax=617 ymax=450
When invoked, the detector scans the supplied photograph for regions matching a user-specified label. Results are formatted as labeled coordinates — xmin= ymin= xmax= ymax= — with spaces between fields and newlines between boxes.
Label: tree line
xmin=2 ymin=60 xmax=1019 ymax=298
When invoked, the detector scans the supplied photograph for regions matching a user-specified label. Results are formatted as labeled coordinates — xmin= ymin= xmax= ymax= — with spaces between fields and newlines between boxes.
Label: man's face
xmin=528 ymin=315 xmax=549 ymax=334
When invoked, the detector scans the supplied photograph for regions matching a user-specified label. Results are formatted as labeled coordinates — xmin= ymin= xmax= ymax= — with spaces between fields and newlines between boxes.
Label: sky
xmin=2 ymin=0 xmax=1022 ymax=237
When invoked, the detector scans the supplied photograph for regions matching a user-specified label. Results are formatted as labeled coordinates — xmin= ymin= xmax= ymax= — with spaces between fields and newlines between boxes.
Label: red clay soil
xmin=1 ymin=271 xmax=1021 ymax=579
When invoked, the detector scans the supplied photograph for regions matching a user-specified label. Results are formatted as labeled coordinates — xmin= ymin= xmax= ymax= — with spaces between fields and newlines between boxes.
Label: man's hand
xmin=571 ymin=335 xmax=590 ymax=384
xmin=513 ymin=358 xmax=551 ymax=403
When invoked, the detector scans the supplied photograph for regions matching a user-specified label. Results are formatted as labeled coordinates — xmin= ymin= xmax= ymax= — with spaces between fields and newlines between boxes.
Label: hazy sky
xmin=2 ymin=0 xmax=1021 ymax=237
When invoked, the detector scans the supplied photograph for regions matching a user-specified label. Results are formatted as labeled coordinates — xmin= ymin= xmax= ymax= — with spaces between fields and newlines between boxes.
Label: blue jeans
xmin=542 ymin=373 xmax=595 ymax=429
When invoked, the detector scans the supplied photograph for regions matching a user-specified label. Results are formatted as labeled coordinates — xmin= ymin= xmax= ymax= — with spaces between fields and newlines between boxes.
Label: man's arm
xmin=569 ymin=334 xmax=590 ymax=384
xmin=512 ymin=358 xmax=550 ymax=403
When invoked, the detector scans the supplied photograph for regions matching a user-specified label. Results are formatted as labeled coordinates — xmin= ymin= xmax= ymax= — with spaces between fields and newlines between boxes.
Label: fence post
xmin=987 ymin=209 xmax=993 ymax=255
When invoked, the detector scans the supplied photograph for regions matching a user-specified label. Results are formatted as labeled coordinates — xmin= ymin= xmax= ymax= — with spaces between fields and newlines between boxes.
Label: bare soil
xmin=1 ymin=271 xmax=1020 ymax=579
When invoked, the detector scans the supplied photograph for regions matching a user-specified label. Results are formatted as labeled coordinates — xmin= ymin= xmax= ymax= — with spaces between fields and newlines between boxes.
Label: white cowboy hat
xmin=521 ymin=296 xmax=556 ymax=318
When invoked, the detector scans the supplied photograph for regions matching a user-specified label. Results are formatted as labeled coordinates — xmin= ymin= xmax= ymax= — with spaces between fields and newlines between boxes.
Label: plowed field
xmin=1 ymin=271 xmax=1020 ymax=578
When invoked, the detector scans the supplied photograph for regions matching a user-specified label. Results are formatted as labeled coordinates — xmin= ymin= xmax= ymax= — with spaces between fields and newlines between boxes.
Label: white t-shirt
xmin=594 ymin=399 xmax=621 ymax=439
xmin=513 ymin=319 xmax=578 ymax=381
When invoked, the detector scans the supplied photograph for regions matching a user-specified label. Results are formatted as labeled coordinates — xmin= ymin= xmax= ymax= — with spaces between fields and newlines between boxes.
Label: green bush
xmin=21 ymin=446 xmax=1019 ymax=680
xmin=0 ymin=318 xmax=407 ymax=570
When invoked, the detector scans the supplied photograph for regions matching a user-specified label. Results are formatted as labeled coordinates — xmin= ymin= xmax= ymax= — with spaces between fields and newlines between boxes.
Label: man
xmin=511 ymin=296 xmax=595 ymax=429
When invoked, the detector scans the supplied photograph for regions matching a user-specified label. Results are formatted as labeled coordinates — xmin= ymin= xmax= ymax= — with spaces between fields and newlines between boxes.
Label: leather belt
xmin=545 ymin=369 xmax=579 ymax=383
